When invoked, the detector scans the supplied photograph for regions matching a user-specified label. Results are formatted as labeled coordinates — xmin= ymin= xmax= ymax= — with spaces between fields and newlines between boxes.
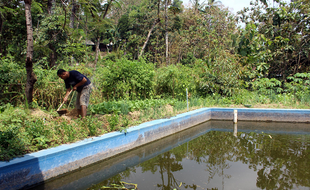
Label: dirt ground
xmin=31 ymin=108 xmax=79 ymax=120
xmin=30 ymin=103 xmax=298 ymax=125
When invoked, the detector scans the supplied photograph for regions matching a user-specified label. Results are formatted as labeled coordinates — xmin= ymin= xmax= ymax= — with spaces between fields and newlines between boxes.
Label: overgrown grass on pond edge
xmin=1 ymin=92 xmax=310 ymax=161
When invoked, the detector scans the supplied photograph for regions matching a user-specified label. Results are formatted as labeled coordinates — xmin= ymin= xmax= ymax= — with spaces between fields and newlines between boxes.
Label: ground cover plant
xmin=1 ymin=86 xmax=310 ymax=161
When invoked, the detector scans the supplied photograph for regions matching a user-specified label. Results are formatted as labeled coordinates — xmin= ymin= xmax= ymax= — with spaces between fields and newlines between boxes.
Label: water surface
xmin=35 ymin=121 xmax=310 ymax=190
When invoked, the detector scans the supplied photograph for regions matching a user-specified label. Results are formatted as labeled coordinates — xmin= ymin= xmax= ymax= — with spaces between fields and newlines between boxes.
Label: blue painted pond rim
xmin=1 ymin=107 xmax=310 ymax=190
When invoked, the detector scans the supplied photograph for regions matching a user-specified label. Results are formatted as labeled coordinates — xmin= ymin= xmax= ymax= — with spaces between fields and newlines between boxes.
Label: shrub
xmin=0 ymin=55 xmax=26 ymax=105
xmin=155 ymin=64 xmax=196 ymax=99
xmin=196 ymin=53 xmax=241 ymax=97
xmin=95 ymin=58 xmax=155 ymax=100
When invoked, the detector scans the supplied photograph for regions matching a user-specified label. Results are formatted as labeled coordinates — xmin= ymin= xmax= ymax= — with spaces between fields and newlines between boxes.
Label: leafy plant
xmin=0 ymin=126 xmax=26 ymax=161
xmin=251 ymin=78 xmax=282 ymax=95
xmin=95 ymin=58 xmax=155 ymax=100
xmin=107 ymin=113 xmax=119 ymax=132
xmin=285 ymin=73 xmax=310 ymax=101
xmin=155 ymin=64 xmax=196 ymax=99
xmin=81 ymin=116 xmax=101 ymax=136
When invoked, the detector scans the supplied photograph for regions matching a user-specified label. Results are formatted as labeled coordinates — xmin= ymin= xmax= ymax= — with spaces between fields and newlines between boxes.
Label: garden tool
xmin=57 ymin=89 xmax=73 ymax=116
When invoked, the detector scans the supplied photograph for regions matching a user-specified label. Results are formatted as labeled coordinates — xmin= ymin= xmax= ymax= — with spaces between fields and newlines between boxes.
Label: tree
xmin=24 ymin=0 xmax=37 ymax=105
xmin=207 ymin=0 xmax=221 ymax=8
xmin=139 ymin=0 xmax=161 ymax=58
xmin=69 ymin=0 xmax=78 ymax=28
xmin=237 ymin=0 xmax=310 ymax=79
xmin=0 ymin=0 xmax=27 ymax=59
xmin=87 ymin=0 xmax=118 ymax=64
xmin=47 ymin=0 xmax=55 ymax=14
xmin=165 ymin=0 xmax=170 ymax=65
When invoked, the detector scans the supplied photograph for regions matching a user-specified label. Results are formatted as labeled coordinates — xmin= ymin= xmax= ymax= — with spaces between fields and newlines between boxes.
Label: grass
xmin=1 ymin=91 xmax=310 ymax=161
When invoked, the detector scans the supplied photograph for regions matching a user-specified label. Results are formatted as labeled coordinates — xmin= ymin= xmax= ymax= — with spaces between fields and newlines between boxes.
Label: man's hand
xmin=73 ymin=77 xmax=87 ymax=91
xmin=63 ymin=88 xmax=72 ymax=102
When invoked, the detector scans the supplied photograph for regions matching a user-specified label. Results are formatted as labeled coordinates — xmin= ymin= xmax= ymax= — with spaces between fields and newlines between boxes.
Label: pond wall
xmin=1 ymin=108 xmax=310 ymax=190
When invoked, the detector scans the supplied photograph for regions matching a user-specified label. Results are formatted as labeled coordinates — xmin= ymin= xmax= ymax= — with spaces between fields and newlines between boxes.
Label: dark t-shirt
xmin=65 ymin=70 xmax=91 ymax=93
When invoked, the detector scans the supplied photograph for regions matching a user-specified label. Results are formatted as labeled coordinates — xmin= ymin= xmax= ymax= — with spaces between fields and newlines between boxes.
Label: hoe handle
xmin=57 ymin=90 xmax=73 ymax=111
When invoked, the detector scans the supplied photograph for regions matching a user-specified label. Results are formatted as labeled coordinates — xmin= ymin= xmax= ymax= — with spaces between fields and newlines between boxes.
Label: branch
xmin=102 ymin=0 xmax=114 ymax=19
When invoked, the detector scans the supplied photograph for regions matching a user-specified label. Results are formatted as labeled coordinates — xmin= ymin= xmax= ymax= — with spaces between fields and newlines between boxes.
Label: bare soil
xmin=30 ymin=103 xmax=302 ymax=127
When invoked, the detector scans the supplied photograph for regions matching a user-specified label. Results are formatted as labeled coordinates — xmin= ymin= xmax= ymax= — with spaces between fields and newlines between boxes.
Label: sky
xmin=182 ymin=0 xmax=253 ymax=14
xmin=182 ymin=0 xmax=291 ymax=14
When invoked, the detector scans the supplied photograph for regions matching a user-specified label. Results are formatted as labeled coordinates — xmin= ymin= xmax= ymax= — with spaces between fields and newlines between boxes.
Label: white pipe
xmin=233 ymin=110 xmax=238 ymax=123
xmin=186 ymin=88 xmax=189 ymax=111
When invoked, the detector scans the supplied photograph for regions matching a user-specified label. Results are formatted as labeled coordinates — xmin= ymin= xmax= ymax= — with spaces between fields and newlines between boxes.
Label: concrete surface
xmin=1 ymin=108 xmax=310 ymax=189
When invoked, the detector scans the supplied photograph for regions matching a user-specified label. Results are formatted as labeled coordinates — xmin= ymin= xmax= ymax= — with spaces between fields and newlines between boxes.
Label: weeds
xmin=0 ymin=126 xmax=26 ymax=161
xmin=80 ymin=116 xmax=101 ymax=136
xmin=107 ymin=113 xmax=119 ymax=132
xmin=2 ymin=90 xmax=310 ymax=161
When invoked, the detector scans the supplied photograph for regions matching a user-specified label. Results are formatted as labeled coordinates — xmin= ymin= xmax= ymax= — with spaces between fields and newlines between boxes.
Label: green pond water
xmin=34 ymin=121 xmax=310 ymax=190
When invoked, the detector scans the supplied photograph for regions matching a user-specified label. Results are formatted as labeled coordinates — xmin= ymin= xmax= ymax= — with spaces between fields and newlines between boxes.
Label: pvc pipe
xmin=233 ymin=109 xmax=238 ymax=123
xmin=186 ymin=88 xmax=189 ymax=111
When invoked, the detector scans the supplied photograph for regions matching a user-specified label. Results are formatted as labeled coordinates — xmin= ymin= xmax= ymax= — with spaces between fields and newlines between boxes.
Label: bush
xmin=285 ymin=73 xmax=310 ymax=101
xmin=0 ymin=54 xmax=26 ymax=105
xmin=155 ymin=64 xmax=196 ymax=99
xmin=0 ymin=126 xmax=26 ymax=161
xmin=196 ymin=53 xmax=241 ymax=97
xmin=94 ymin=58 xmax=155 ymax=100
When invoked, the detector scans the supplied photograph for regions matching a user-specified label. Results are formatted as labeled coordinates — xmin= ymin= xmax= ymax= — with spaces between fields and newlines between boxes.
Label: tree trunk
xmin=102 ymin=0 xmax=114 ymax=19
xmin=48 ymin=0 xmax=57 ymax=67
xmin=165 ymin=0 xmax=169 ymax=65
xmin=139 ymin=0 xmax=161 ymax=58
xmin=24 ymin=0 xmax=37 ymax=105
xmin=95 ymin=37 xmax=100 ymax=65
xmin=139 ymin=19 xmax=159 ymax=58
xmin=70 ymin=0 xmax=77 ymax=28
xmin=48 ymin=0 xmax=55 ymax=14
xmin=49 ymin=44 xmax=57 ymax=67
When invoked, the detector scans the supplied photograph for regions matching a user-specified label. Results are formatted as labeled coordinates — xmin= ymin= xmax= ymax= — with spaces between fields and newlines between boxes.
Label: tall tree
xmin=69 ymin=0 xmax=78 ymax=28
xmin=24 ymin=0 xmax=37 ymax=105
xmin=0 ymin=0 xmax=27 ymax=58
xmin=237 ymin=0 xmax=310 ymax=78
xmin=165 ymin=0 xmax=169 ymax=65
xmin=139 ymin=0 xmax=161 ymax=58
xmin=91 ymin=0 xmax=117 ymax=64
xmin=48 ymin=0 xmax=57 ymax=67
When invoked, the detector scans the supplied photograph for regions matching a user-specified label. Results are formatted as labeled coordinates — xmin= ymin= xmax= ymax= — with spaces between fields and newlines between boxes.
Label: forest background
xmin=0 ymin=0 xmax=310 ymax=160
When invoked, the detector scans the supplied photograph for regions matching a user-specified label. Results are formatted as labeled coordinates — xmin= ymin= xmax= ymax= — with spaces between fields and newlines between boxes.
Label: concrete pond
xmin=1 ymin=108 xmax=310 ymax=190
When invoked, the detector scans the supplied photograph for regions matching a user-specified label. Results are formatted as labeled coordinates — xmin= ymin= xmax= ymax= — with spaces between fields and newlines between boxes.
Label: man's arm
xmin=73 ymin=77 xmax=87 ymax=91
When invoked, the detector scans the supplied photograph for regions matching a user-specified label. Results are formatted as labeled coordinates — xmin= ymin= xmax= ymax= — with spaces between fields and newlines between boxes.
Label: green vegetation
xmin=1 ymin=0 xmax=310 ymax=161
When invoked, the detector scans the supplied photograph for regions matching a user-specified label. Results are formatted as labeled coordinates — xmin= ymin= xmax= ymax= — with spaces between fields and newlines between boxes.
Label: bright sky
xmin=182 ymin=0 xmax=291 ymax=14
xmin=182 ymin=0 xmax=253 ymax=14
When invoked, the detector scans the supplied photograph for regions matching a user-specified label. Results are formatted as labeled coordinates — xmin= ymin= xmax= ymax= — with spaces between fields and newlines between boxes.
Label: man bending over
xmin=57 ymin=69 xmax=92 ymax=118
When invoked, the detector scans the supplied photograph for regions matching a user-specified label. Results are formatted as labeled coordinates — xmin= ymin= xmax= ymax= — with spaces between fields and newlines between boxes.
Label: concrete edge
xmin=1 ymin=107 xmax=310 ymax=189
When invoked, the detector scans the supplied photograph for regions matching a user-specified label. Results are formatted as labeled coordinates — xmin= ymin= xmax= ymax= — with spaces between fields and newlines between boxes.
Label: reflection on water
xmin=87 ymin=121 xmax=310 ymax=190
xmin=33 ymin=121 xmax=310 ymax=190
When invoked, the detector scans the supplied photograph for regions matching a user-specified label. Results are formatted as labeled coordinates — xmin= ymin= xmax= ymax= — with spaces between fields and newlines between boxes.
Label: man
xmin=57 ymin=69 xmax=92 ymax=118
